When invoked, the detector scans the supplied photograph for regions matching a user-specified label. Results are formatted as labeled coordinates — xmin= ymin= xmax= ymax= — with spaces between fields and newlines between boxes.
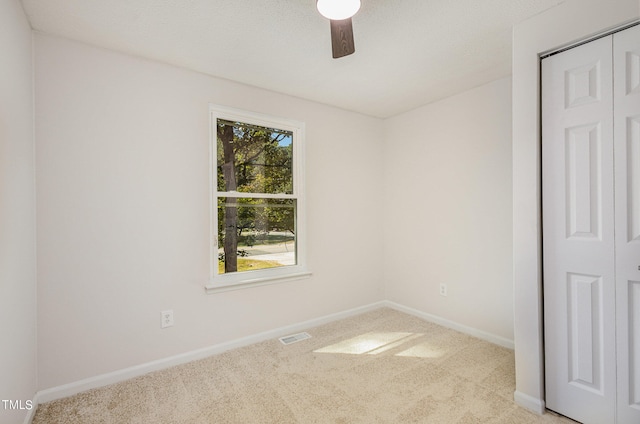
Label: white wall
xmin=0 ymin=1 xmax=37 ymax=423
xmin=35 ymin=34 xmax=385 ymax=390
xmin=383 ymin=78 xmax=514 ymax=342
xmin=512 ymin=0 xmax=640 ymax=413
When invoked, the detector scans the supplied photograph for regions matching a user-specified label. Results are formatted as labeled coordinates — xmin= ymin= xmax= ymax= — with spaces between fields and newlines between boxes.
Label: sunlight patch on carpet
xmin=314 ymin=332 xmax=423 ymax=355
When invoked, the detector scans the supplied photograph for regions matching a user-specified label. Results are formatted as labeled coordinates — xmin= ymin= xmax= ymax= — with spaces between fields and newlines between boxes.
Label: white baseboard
xmin=514 ymin=390 xmax=546 ymax=414
xmin=22 ymin=394 xmax=38 ymax=424
xmin=36 ymin=301 xmax=386 ymax=404
xmin=382 ymin=301 xmax=515 ymax=349
xmin=36 ymin=300 xmax=516 ymax=404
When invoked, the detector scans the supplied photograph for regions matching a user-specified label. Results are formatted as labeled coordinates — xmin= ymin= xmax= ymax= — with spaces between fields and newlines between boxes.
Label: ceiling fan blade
xmin=330 ymin=18 xmax=355 ymax=59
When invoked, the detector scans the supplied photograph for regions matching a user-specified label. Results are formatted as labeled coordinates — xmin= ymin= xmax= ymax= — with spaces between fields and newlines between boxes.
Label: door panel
xmin=542 ymin=35 xmax=616 ymax=424
xmin=565 ymin=123 xmax=602 ymax=240
xmin=614 ymin=24 xmax=640 ymax=424
xmin=567 ymin=272 xmax=604 ymax=393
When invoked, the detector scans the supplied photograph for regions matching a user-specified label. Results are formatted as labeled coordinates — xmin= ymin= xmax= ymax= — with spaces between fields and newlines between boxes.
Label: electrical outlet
xmin=161 ymin=310 xmax=174 ymax=328
xmin=439 ymin=283 xmax=448 ymax=297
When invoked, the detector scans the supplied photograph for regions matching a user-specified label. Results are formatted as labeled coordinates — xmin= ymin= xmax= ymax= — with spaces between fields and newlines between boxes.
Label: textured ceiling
xmin=21 ymin=0 xmax=563 ymax=118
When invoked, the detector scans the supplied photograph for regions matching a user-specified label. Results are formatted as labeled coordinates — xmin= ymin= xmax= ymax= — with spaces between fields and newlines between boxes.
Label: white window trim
xmin=206 ymin=104 xmax=310 ymax=294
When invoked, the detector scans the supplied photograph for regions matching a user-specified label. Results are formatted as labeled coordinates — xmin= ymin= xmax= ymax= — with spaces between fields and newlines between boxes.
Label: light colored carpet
xmin=33 ymin=308 xmax=576 ymax=423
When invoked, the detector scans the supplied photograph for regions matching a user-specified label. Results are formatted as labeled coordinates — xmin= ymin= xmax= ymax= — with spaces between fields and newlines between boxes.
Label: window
xmin=207 ymin=105 xmax=309 ymax=293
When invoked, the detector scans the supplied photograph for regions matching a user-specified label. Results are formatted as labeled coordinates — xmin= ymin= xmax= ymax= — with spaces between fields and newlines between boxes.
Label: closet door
xmin=542 ymin=35 xmax=616 ymax=424
xmin=614 ymin=24 xmax=640 ymax=424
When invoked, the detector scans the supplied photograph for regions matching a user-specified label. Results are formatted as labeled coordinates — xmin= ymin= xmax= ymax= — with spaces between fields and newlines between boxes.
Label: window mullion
xmin=216 ymin=192 xmax=297 ymax=200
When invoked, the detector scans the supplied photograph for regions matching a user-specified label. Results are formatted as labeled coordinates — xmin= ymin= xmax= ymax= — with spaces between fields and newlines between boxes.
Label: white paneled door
xmin=614 ymin=24 xmax=640 ymax=424
xmin=543 ymin=24 xmax=640 ymax=424
xmin=543 ymin=35 xmax=616 ymax=424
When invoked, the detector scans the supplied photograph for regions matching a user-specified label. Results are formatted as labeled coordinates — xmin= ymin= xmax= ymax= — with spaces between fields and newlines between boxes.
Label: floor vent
xmin=279 ymin=332 xmax=311 ymax=345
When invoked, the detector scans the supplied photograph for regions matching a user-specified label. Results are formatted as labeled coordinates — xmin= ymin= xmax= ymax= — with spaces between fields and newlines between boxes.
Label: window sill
xmin=205 ymin=271 xmax=312 ymax=294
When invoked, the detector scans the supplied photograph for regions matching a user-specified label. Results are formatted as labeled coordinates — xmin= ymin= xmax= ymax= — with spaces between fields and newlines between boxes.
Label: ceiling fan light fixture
xmin=316 ymin=0 xmax=361 ymax=20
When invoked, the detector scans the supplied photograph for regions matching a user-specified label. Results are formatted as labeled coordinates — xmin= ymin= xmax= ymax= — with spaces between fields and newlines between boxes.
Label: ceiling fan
xmin=316 ymin=0 xmax=360 ymax=59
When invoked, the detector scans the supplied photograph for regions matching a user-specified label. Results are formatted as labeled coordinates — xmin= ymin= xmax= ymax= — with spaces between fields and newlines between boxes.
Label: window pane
xmin=217 ymin=197 xmax=296 ymax=274
xmin=217 ymin=119 xmax=293 ymax=194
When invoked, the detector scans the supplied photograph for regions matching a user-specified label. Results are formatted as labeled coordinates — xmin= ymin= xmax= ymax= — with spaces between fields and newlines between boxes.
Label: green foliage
xmin=218 ymin=250 xmax=249 ymax=261
xmin=217 ymin=198 xmax=295 ymax=248
xmin=216 ymin=120 xmax=293 ymax=195
xmin=216 ymin=119 xmax=296 ymax=261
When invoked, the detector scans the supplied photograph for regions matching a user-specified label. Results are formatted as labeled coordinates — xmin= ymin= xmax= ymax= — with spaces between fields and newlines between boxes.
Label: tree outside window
xmin=210 ymin=106 xmax=306 ymax=288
